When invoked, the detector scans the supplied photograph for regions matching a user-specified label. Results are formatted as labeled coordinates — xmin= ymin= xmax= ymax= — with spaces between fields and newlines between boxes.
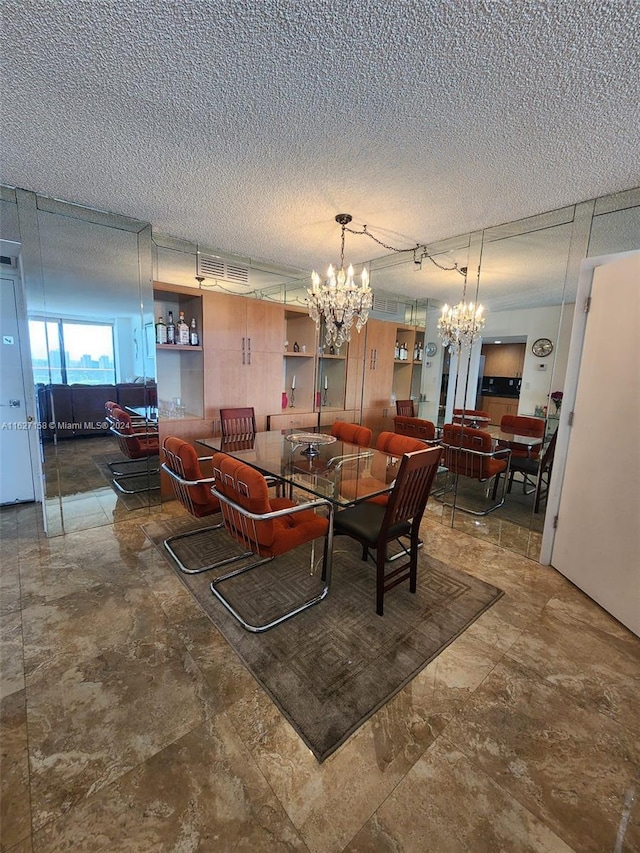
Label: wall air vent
xmin=373 ymin=294 xmax=399 ymax=314
xmin=199 ymin=254 xmax=250 ymax=286
xmin=0 ymin=255 xmax=16 ymax=266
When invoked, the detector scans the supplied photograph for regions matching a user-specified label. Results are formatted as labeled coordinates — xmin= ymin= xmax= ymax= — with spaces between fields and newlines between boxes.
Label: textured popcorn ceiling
xmin=1 ymin=1 xmax=639 ymax=305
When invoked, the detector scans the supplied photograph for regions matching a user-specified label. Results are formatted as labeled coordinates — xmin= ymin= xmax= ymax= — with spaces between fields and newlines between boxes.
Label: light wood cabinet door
xmin=246 ymin=299 xmax=285 ymax=354
xmin=482 ymin=343 xmax=525 ymax=377
xmin=362 ymin=319 xmax=396 ymax=409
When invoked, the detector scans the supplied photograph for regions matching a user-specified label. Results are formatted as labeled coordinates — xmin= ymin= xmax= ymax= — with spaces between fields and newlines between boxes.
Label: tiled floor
xmin=1 ymin=500 xmax=638 ymax=852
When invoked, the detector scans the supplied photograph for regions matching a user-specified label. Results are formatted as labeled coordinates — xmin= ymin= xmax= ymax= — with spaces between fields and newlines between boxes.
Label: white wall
xmin=482 ymin=303 xmax=574 ymax=414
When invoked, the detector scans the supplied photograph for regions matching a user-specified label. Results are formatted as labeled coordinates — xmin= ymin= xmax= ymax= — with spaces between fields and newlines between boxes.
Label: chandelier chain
xmin=344 ymin=224 xmax=465 ymax=275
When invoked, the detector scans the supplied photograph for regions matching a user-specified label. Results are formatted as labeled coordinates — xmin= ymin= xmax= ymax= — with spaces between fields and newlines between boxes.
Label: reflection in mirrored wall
xmin=360 ymin=190 xmax=639 ymax=561
xmin=4 ymin=190 xmax=157 ymax=535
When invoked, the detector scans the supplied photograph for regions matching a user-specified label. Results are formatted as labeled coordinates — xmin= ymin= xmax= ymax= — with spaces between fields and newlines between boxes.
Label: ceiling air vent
xmin=199 ymin=254 xmax=250 ymax=286
xmin=373 ymin=294 xmax=399 ymax=314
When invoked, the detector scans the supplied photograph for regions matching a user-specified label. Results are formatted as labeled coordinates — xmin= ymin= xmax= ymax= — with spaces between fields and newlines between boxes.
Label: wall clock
xmin=532 ymin=337 xmax=553 ymax=357
xmin=425 ymin=341 xmax=438 ymax=357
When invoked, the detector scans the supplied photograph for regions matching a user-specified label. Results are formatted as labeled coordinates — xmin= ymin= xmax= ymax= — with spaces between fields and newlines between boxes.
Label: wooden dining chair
xmin=333 ymin=446 xmax=442 ymax=615
xmin=330 ymin=421 xmax=372 ymax=447
xmin=209 ymin=452 xmax=334 ymax=632
xmin=395 ymin=399 xmax=415 ymax=417
xmin=219 ymin=406 xmax=257 ymax=438
xmin=440 ymin=424 xmax=511 ymax=515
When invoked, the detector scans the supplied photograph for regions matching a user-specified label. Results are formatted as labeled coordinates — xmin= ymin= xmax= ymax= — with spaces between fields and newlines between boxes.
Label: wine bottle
xmin=166 ymin=311 xmax=176 ymax=345
xmin=177 ymin=311 xmax=189 ymax=345
xmin=155 ymin=315 xmax=167 ymax=345
xmin=189 ymin=318 xmax=199 ymax=346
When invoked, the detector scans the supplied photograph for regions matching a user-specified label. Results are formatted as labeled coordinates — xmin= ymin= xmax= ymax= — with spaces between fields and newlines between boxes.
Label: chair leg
xmin=376 ymin=543 xmax=386 ymax=616
xmin=210 ymin=548 xmax=330 ymax=633
xmin=164 ymin=522 xmax=252 ymax=574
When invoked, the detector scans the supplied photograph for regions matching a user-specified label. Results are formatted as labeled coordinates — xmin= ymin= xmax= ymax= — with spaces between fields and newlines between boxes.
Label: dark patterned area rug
xmin=144 ymin=516 xmax=503 ymax=761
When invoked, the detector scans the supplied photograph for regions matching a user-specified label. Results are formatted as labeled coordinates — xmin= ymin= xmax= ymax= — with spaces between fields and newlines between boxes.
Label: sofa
xmin=37 ymin=382 xmax=157 ymax=440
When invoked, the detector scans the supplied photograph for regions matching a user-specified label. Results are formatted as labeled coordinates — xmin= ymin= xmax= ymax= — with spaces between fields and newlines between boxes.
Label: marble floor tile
xmin=31 ymin=716 xmax=307 ymax=853
xmin=26 ymin=626 xmax=209 ymax=832
xmin=505 ymin=594 xmax=640 ymax=734
xmin=1 ymin=689 xmax=31 ymax=851
xmin=344 ymin=736 xmax=575 ymax=853
xmin=443 ymin=655 xmax=640 ymax=853
xmin=235 ymin=631 xmax=504 ymax=853
xmin=0 ymin=610 xmax=25 ymax=698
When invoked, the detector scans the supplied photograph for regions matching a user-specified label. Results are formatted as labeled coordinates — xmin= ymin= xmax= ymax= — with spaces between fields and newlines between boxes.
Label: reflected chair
xmin=498 ymin=414 xmax=545 ymax=460
xmin=440 ymin=424 xmax=511 ymax=515
xmin=107 ymin=405 xmax=160 ymax=492
xmin=333 ymin=446 xmax=442 ymax=615
xmin=508 ymin=430 xmax=557 ymax=512
xmin=209 ymin=452 xmax=334 ymax=633
xmin=395 ymin=399 xmax=415 ymax=417
xmin=161 ymin=436 xmax=251 ymax=574
xmin=393 ymin=415 xmax=437 ymax=443
xmin=330 ymin=421 xmax=372 ymax=447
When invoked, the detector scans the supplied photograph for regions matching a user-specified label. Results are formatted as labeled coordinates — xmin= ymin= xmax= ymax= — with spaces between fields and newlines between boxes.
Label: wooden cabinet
xmin=480 ymin=395 xmax=520 ymax=425
xmin=203 ymin=291 xmax=285 ymax=430
xmin=482 ymin=343 xmax=525 ymax=377
xmin=361 ymin=319 xmax=397 ymax=440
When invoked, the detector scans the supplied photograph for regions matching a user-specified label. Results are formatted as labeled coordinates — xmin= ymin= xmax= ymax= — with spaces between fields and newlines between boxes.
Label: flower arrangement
xmin=550 ymin=390 xmax=563 ymax=412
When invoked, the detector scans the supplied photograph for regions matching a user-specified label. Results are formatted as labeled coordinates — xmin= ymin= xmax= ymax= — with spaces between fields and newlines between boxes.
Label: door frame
xmin=0 ymin=239 xmax=43 ymax=513
xmin=540 ymin=249 xmax=639 ymax=565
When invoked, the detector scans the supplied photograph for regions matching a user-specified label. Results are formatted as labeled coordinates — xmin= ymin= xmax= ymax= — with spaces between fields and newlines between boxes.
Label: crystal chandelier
xmin=307 ymin=214 xmax=372 ymax=348
xmin=437 ymin=266 xmax=485 ymax=351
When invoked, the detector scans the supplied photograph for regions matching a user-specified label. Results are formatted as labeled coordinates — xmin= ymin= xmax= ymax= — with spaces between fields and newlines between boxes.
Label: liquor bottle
xmin=166 ymin=311 xmax=176 ymax=345
xmin=394 ymin=340 xmax=400 ymax=359
xmin=401 ymin=341 xmax=408 ymax=360
xmin=155 ymin=315 xmax=167 ymax=345
xmin=417 ymin=341 xmax=423 ymax=361
xmin=177 ymin=311 xmax=190 ymax=345
xmin=189 ymin=318 xmax=199 ymax=346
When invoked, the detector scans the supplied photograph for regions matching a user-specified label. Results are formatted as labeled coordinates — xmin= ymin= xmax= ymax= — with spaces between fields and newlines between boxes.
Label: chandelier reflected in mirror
xmin=437 ymin=266 xmax=485 ymax=352
xmin=307 ymin=214 xmax=372 ymax=348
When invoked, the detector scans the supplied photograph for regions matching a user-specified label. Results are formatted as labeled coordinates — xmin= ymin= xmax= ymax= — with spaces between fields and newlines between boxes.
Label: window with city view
xmin=29 ymin=319 xmax=116 ymax=385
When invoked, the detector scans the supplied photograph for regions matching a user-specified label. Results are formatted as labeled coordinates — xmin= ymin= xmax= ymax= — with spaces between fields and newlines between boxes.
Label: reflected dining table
xmin=485 ymin=424 xmax=544 ymax=455
xmin=196 ymin=430 xmax=398 ymax=507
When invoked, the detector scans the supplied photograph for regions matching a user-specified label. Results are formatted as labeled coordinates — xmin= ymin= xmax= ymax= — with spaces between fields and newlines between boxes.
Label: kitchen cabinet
xmin=480 ymin=395 xmax=520 ymax=425
xmin=482 ymin=343 xmax=526 ymax=377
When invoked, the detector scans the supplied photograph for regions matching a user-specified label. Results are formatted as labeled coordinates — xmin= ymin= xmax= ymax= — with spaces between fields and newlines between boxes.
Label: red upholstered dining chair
xmin=333 ymin=446 xmax=442 ymax=616
xmin=498 ymin=414 xmax=545 ymax=459
xmin=209 ymin=452 xmax=334 ymax=633
xmin=395 ymin=399 xmax=415 ymax=417
xmin=393 ymin=415 xmax=437 ymax=443
xmin=107 ymin=405 xmax=160 ymax=492
xmin=161 ymin=437 xmax=251 ymax=575
xmin=330 ymin=421 xmax=373 ymax=448
xmin=440 ymin=424 xmax=511 ymax=515
xmin=338 ymin=431 xmax=427 ymax=506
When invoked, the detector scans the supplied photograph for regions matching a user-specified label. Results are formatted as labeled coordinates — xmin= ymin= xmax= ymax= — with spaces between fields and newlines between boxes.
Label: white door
xmin=0 ymin=274 xmax=36 ymax=504
xmin=551 ymin=253 xmax=640 ymax=635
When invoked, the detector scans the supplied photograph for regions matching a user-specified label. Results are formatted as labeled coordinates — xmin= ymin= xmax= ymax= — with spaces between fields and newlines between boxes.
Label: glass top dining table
xmin=484 ymin=424 xmax=544 ymax=450
xmin=196 ymin=431 xmax=397 ymax=506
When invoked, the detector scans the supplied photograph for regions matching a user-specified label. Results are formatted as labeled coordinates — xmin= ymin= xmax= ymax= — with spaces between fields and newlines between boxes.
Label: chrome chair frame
xmin=439 ymin=443 xmax=511 ymax=516
xmin=210 ymin=474 xmax=334 ymax=633
xmin=161 ymin=454 xmax=253 ymax=575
